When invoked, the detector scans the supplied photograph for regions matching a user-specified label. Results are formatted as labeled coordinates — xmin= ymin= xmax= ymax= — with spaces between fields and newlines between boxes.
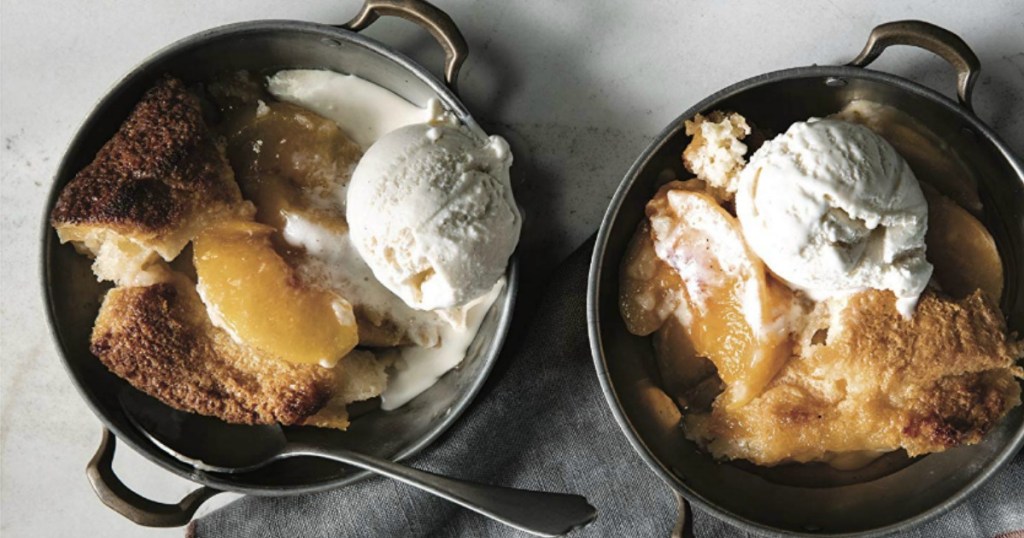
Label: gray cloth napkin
xmin=191 ymin=240 xmax=1024 ymax=538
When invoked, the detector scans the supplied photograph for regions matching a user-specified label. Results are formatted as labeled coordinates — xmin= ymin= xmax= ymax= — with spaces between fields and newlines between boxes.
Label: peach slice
xmin=223 ymin=101 xmax=362 ymax=233
xmin=922 ymin=185 xmax=1003 ymax=302
xmin=194 ymin=220 xmax=358 ymax=366
xmin=619 ymin=220 xmax=686 ymax=336
xmin=653 ymin=316 xmax=722 ymax=412
xmin=646 ymin=184 xmax=791 ymax=407
xmin=620 ymin=180 xmax=709 ymax=336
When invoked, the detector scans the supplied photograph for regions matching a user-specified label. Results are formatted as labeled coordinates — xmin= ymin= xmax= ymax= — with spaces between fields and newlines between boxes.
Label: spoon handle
xmin=287 ymin=443 xmax=596 ymax=537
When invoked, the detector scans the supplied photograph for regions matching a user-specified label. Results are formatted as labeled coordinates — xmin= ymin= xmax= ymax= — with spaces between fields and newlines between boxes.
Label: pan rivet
xmin=960 ymin=127 xmax=977 ymax=141
xmin=825 ymin=77 xmax=847 ymax=88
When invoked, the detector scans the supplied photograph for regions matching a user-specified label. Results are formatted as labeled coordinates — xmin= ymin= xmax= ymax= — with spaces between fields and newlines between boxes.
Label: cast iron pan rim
xmin=41 ymin=18 xmax=518 ymax=495
xmin=588 ymin=63 xmax=1024 ymax=536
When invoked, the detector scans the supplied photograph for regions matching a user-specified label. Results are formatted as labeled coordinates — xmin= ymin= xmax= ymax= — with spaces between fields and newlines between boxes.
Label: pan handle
xmin=86 ymin=428 xmax=222 ymax=527
xmin=847 ymin=20 xmax=980 ymax=112
xmin=671 ymin=493 xmax=696 ymax=538
xmin=340 ymin=0 xmax=469 ymax=94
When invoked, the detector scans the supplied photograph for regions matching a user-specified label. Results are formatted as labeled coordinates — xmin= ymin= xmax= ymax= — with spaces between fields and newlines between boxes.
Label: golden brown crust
xmin=901 ymin=369 xmax=1019 ymax=449
xmin=835 ymin=290 xmax=1017 ymax=385
xmin=684 ymin=289 xmax=1023 ymax=465
xmin=51 ymin=76 xmax=242 ymax=237
xmin=91 ymin=276 xmax=335 ymax=425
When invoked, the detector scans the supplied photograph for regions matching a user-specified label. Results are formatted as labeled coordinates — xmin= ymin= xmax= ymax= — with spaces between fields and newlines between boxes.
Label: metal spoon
xmin=119 ymin=390 xmax=597 ymax=537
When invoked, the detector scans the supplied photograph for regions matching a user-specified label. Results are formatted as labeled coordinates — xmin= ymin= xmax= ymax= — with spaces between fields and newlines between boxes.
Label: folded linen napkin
xmin=191 ymin=239 xmax=1024 ymax=538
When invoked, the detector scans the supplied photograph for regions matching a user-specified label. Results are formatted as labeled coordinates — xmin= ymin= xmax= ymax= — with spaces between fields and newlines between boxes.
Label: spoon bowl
xmin=120 ymin=390 xmax=288 ymax=473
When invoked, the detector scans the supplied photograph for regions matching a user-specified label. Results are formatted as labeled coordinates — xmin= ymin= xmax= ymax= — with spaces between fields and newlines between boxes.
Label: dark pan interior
xmin=592 ymin=67 xmax=1024 ymax=535
xmin=43 ymin=22 xmax=516 ymax=495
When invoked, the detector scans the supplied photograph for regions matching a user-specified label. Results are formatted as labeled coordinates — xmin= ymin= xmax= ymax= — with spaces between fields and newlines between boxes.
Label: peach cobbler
xmin=620 ymin=106 xmax=1023 ymax=467
xmin=52 ymin=70 xmax=520 ymax=429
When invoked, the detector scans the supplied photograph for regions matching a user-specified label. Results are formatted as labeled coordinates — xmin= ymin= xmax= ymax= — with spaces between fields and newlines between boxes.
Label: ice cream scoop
xmin=735 ymin=118 xmax=932 ymax=317
xmin=347 ymin=115 xmax=520 ymax=310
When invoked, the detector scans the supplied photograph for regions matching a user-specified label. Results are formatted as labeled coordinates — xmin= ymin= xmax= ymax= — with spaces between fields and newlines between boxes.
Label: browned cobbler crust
xmin=684 ymin=289 xmax=1023 ymax=465
xmin=50 ymin=76 xmax=241 ymax=235
xmin=91 ymin=276 xmax=335 ymax=425
xmin=902 ymin=370 xmax=1019 ymax=448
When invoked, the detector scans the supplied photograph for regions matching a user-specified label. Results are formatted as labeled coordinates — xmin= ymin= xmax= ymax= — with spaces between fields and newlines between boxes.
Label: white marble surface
xmin=2 ymin=1 xmax=1022 ymax=536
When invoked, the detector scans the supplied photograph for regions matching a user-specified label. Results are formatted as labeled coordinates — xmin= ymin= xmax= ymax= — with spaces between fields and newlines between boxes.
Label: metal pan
xmin=41 ymin=0 xmax=518 ymax=526
xmin=589 ymin=20 xmax=1024 ymax=536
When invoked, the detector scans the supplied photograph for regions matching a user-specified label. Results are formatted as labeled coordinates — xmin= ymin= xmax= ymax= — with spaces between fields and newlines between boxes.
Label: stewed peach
xmin=922 ymin=185 xmax=1003 ymax=302
xmin=646 ymin=183 xmax=792 ymax=407
xmin=193 ymin=220 xmax=358 ymax=366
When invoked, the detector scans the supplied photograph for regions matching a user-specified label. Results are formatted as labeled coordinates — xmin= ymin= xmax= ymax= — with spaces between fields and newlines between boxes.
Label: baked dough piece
xmin=686 ymin=289 xmax=1023 ymax=465
xmin=681 ymin=111 xmax=750 ymax=199
xmin=92 ymin=274 xmax=387 ymax=427
xmin=51 ymin=76 xmax=252 ymax=286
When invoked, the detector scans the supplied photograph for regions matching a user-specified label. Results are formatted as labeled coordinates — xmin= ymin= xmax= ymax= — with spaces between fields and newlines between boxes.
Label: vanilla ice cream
xmin=347 ymin=114 xmax=521 ymax=310
xmin=735 ymin=118 xmax=933 ymax=317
